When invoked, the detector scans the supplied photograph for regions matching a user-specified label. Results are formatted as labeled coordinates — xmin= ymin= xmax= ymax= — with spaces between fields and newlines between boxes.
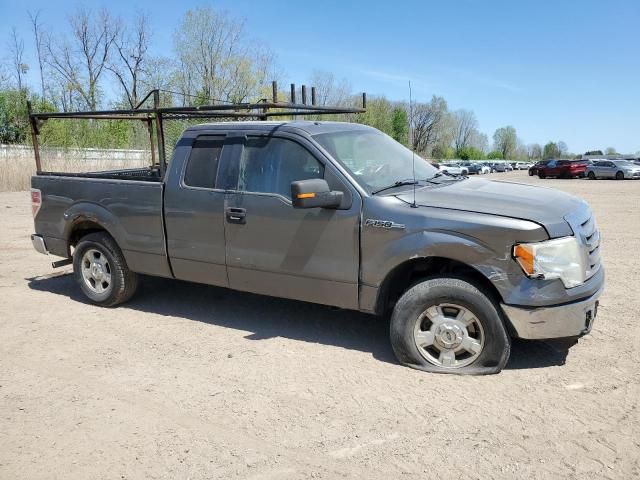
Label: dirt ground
xmin=1 ymin=171 xmax=638 ymax=479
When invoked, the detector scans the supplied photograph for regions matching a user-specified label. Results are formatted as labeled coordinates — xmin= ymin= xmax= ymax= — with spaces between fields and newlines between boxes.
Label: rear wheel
xmin=390 ymin=277 xmax=510 ymax=375
xmin=588 ymin=171 xmax=596 ymax=180
xmin=616 ymin=171 xmax=625 ymax=180
xmin=73 ymin=232 xmax=139 ymax=307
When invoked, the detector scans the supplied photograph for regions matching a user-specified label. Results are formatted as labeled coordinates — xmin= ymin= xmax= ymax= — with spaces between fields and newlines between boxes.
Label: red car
xmin=538 ymin=160 xmax=588 ymax=179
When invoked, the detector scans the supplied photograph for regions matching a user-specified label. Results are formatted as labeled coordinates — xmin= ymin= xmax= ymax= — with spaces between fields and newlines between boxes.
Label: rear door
xmin=221 ymin=132 xmax=361 ymax=309
xmin=602 ymin=161 xmax=616 ymax=178
xmin=164 ymin=132 xmax=230 ymax=286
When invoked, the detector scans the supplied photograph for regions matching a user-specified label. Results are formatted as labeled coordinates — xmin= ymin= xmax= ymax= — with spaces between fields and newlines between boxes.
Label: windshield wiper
xmin=371 ymin=179 xmax=419 ymax=195
xmin=426 ymin=171 xmax=465 ymax=183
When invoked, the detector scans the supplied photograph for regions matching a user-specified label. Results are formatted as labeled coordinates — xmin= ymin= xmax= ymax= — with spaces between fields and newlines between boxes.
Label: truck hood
xmin=396 ymin=178 xmax=583 ymax=237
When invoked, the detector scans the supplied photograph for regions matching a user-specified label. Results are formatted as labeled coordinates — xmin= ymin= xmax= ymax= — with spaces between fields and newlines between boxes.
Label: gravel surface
xmin=1 ymin=171 xmax=638 ymax=479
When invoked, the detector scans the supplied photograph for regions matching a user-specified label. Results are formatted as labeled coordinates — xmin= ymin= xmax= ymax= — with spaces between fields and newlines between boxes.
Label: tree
xmin=486 ymin=151 xmax=503 ymax=160
xmin=309 ymin=70 xmax=351 ymax=106
xmin=391 ymin=107 xmax=408 ymax=145
xmin=557 ymin=141 xmax=568 ymax=158
xmin=493 ymin=126 xmax=517 ymax=159
xmin=45 ymin=8 xmax=119 ymax=110
xmin=173 ymin=6 xmax=274 ymax=104
xmin=8 ymin=27 xmax=28 ymax=91
xmin=585 ymin=150 xmax=603 ymax=156
xmin=527 ymin=143 xmax=542 ymax=160
xmin=410 ymin=95 xmax=449 ymax=156
xmin=470 ymin=131 xmax=489 ymax=153
xmin=457 ymin=146 xmax=485 ymax=160
xmin=543 ymin=141 xmax=560 ymax=160
xmin=605 ymin=147 xmax=617 ymax=155
xmin=355 ymin=96 xmax=393 ymax=135
xmin=28 ymin=11 xmax=47 ymax=100
xmin=107 ymin=13 xmax=151 ymax=108
xmin=453 ymin=109 xmax=478 ymax=152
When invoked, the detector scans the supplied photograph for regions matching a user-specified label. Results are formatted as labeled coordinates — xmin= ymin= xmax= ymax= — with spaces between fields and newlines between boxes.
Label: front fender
xmin=364 ymin=229 xmax=516 ymax=295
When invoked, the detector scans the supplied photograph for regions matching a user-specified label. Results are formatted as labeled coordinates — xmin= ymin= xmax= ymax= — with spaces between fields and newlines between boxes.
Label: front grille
xmin=565 ymin=203 xmax=602 ymax=282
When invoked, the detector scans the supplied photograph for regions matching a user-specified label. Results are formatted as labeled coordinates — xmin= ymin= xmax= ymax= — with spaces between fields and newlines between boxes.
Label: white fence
xmin=0 ymin=144 xmax=150 ymax=162
xmin=0 ymin=144 xmax=152 ymax=192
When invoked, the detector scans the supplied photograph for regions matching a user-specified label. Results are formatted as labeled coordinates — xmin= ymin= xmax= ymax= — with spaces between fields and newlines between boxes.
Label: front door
xmin=223 ymin=133 xmax=361 ymax=309
xmin=164 ymin=134 xmax=229 ymax=287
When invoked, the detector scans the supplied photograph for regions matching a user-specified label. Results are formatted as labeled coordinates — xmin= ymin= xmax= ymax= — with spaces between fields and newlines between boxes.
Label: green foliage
xmin=584 ymin=150 xmax=603 ymax=156
xmin=0 ymin=89 xmax=29 ymax=143
xmin=493 ymin=126 xmax=517 ymax=159
xmin=432 ymin=145 xmax=455 ymax=159
xmin=390 ymin=107 xmax=408 ymax=145
xmin=457 ymin=146 xmax=485 ymax=160
xmin=486 ymin=151 xmax=503 ymax=159
xmin=0 ymin=89 xmax=58 ymax=144
xmin=354 ymin=97 xmax=394 ymax=135
xmin=543 ymin=141 xmax=560 ymax=160
xmin=604 ymin=147 xmax=617 ymax=155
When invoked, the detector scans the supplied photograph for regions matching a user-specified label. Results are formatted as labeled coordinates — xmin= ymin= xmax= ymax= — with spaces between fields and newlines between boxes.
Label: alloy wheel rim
xmin=81 ymin=248 xmax=112 ymax=295
xmin=413 ymin=303 xmax=485 ymax=368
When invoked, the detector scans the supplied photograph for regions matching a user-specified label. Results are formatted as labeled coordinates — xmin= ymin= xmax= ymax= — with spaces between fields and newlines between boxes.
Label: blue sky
xmin=2 ymin=0 xmax=639 ymax=153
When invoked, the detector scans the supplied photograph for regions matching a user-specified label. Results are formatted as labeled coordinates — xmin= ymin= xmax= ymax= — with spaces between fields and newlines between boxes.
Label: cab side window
xmin=238 ymin=137 xmax=324 ymax=199
xmin=183 ymin=136 xmax=224 ymax=189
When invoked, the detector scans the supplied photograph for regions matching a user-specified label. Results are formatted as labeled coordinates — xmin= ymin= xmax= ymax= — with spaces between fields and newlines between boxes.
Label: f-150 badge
xmin=365 ymin=219 xmax=405 ymax=229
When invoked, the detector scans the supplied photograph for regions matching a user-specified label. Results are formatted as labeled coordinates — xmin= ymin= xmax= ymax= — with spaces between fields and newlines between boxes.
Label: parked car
xmin=586 ymin=160 xmax=640 ymax=180
xmin=478 ymin=163 xmax=492 ymax=174
xmin=460 ymin=162 xmax=483 ymax=174
xmin=538 ymin=160 xmax=588 ymax=179
xmin=29 ymin=119 xmax=604 ymax=375
xmin=440 ymin=163 xmax=469 ymax=176
xmin=529 ymin=160 xmax=549 ymax=176
xmin=515 ymin=162 xmax=532 ymax=170
xmin=491 ymin=162 xmax=508 ymax=172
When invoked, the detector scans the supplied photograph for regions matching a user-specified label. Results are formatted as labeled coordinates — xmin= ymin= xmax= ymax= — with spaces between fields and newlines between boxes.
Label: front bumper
xmin=501 ymin=284 xmax=603 ymax=339
xmin=31 ymin=234 xmax=48 ymax=255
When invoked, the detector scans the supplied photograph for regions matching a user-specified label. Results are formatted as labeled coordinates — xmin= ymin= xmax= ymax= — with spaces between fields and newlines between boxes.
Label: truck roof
xmin=186 ymin=120 xmax=373 ymax=136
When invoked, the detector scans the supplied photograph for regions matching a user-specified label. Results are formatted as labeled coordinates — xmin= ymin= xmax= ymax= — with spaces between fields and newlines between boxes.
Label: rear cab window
xmin=183 ymin=135 xmax=225 ymax=189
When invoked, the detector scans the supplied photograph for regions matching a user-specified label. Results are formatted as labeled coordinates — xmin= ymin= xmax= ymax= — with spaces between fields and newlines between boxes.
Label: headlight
xmin=513 ymin=237 xmax=585 ymax=288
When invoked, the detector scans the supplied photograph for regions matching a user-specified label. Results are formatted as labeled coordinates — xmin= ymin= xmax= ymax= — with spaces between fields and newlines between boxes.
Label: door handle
xmin=226 ymin=207 xmax=246 ymax=224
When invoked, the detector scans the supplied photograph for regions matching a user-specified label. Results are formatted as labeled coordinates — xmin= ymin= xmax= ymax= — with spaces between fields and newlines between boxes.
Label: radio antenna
xmin=409 ymin=80 xmax=418 ymax=208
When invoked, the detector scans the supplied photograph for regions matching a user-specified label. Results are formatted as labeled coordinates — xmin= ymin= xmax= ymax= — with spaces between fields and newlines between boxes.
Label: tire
xmin=390 ymin=277 xmax=511 ymax=375
xmin=538 ymin=171 xmax=546 ymax=179
xmin=588 ymin=171 xmax=596 ymax=180
xmin=616 ymin=171 xmax=624 ymax=180
xmin=73 ymin=232 xmax=139 ymax=307
xmin=529 ymin=170 xmax=534 ymax=176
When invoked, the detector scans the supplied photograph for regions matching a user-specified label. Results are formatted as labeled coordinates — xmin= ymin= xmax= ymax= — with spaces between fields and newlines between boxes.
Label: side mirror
xmin=291 ymin=179 xmax=343 ymax=209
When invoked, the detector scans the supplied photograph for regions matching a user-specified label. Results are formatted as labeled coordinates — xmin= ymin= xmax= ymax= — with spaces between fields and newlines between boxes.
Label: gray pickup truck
xmin=30 ymin=121 xmax=604 ymax=374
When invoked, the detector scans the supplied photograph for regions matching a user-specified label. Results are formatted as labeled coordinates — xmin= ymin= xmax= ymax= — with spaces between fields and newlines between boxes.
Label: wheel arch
xmin=374 ymin=255 xmax=505 ymax=317
xmin=63 ymin=202 xmax=125 ymax=252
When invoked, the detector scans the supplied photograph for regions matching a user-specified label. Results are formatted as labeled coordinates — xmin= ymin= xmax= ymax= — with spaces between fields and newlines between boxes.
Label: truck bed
xmin=32 ymin=173 xmax=172 ymax=279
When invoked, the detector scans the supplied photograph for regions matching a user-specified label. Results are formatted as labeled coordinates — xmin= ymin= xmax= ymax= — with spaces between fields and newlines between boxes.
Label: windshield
xmin=314 ymin=129 xmax=439 ymax=192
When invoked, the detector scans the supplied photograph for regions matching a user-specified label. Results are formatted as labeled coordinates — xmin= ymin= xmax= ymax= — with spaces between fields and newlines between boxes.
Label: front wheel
xmin=616 ymin=171 xmax=624 ymax=180
xmin=73 ymin=232 xmax=139 ymax=307
xmin=390 ymin=277 xmax=511 ymax=375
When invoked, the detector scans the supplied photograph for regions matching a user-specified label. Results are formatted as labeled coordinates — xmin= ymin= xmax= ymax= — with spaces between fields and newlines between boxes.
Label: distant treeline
xmin=1 ymin=6 xmax=623 ymax=159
